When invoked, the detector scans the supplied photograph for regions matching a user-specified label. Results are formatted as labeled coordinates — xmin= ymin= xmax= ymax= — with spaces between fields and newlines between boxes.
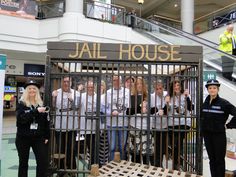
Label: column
xmin=181 ymin=0 xmax=194 ymax=33
xmin=66 ymin=0 xmax=83 ymax=14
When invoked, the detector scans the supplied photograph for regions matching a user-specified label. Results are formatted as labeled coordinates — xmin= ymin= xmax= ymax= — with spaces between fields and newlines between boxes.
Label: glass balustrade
xmin=128 ymin=16 xmax=236 ymax=81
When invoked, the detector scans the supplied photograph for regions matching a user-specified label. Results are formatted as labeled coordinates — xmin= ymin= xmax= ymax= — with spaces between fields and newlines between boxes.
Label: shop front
xmin=4 ymin=62 xmax=45 ymax=113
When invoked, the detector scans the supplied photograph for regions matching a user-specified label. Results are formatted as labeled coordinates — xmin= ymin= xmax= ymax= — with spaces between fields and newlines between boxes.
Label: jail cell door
xmin=48 ymin=74 xmax=102 ymax=176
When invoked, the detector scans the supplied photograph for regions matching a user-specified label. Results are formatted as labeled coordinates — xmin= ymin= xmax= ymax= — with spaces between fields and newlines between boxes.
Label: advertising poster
xmin=0 ymin=0 xmax=36 ymax=19
xmin=0 ymin=54 xmax=6 ymax=177
xmin=212 ymin=10 xmax=236 ymax=28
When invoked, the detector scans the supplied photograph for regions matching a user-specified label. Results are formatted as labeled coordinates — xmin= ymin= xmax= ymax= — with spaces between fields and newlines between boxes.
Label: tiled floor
xmin=2 ymin=112 xmax=36 ymax=177
xmin=1 ymin=111 xmax=236 ymax=177
xmin=1 ymin=112 xmax=90 ymax=177
xmin=2 ymin=133 xmax=36 ymax=177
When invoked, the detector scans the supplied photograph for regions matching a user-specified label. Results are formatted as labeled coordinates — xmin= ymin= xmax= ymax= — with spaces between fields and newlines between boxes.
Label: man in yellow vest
xmin=219 ymin=24 xmax=236 ymax=81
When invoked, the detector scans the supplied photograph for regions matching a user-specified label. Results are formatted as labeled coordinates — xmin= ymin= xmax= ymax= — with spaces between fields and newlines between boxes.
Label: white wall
xmin=0 ymin=13 xmax=155 ymax=54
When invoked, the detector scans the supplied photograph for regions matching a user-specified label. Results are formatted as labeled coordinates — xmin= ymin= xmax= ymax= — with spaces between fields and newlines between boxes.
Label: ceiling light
xmin=174 ymin=3 xmax=178 ymax=7
xmin=138 ymin=0 xmax=144 ymax=5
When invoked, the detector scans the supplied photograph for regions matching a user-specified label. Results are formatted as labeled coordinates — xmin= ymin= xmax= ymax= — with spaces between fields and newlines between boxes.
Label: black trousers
xmin=169 ymin=125 xmax=189 ymax=170
xmin=55 ymin=131 xmax=77 ymax=170
xmin=131 ymin=153 xmax=151 ymax=164
xmin=153 ymin=131 xmax=167 ymax=167
xmin=15 ymin=135 xmax=48 ymax=177
xmin=203 ymin=132 xmax=226 ymax=177
xmin=221 ymin=55 xmax=235 ymax=80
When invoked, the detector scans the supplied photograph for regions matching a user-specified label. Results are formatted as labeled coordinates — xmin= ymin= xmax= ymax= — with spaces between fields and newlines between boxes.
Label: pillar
xmin=65 ymin=0 xmax=83 ymax=14
xmin=181 ymin=0 xmax=194 ymax=33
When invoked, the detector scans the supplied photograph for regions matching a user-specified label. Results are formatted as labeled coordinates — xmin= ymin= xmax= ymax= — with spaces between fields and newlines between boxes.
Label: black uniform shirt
xmin=201 ymin=95 xmax=236 ymax=133
xmin=16 ymin=101 xmax=50 ymax=139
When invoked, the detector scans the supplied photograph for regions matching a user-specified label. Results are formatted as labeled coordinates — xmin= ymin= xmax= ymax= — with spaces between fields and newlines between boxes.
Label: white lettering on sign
xmin=1 ymin=0 xmax=19 ymax=8
xmin=230 ymin=12 xmax=236 ymax=20
xmin=207 ymin=74 xmax=215 ymax=80
xmin=27 ymin=72 xmax=45 ymax=76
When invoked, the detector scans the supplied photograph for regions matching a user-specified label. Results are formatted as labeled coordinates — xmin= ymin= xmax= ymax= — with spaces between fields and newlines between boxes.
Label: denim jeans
xmin=107 ymin=126 xmax=128 ymax=160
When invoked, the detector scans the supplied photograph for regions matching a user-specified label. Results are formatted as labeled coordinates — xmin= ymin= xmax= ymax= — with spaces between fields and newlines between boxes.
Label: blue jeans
xmin=107 ymin=126 xmax=128 ymax=161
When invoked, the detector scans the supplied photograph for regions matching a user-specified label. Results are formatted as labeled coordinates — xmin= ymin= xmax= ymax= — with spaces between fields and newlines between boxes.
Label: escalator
xmin=129 ymin=15 xmax=236 ymax=84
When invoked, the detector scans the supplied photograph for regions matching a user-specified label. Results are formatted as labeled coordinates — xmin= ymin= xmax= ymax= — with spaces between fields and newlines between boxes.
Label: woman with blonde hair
xmin=101 ymin=80 xmax=106 ymax=95
xmin=16 ymin=80 xmax=50 ymax=177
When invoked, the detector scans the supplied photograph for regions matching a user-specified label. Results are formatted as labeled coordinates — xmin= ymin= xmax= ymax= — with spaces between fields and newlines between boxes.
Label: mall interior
xmin=0 ymin=0 xmax=236 ymax=177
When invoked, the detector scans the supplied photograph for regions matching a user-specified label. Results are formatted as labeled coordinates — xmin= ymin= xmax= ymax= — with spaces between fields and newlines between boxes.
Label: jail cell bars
xmin=46 ymin=61 xmax=201 ymax=176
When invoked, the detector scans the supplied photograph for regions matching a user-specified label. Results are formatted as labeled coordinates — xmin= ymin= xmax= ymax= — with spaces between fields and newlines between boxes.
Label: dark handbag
xmin=232 ymin=48 xmax=236 ymax=55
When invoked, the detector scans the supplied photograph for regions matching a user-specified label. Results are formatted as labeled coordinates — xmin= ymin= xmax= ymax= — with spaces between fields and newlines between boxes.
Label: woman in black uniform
xmin=15 ymin=80 xmax=50 ymax=177
xmin=202 ymin=79 xmax=236 ymax=177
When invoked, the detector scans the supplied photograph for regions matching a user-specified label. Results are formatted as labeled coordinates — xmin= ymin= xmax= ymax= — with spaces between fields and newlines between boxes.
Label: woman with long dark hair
xmin=167 ymin=79 xmax=193 ymax=170
xmin=127 ymin=77 xmax=152 ymax=164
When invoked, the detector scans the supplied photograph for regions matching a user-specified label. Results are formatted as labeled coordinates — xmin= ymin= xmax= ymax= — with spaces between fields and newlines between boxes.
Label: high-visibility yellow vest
xmin=219 ymin=30 xmax=236 ymax=54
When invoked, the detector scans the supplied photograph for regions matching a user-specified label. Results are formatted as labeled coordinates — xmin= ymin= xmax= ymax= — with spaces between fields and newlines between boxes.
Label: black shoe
xmin=57 ymin=172 xmax=67 ymax=177
xmin=68 ymin=173 xmax=78 ymax=177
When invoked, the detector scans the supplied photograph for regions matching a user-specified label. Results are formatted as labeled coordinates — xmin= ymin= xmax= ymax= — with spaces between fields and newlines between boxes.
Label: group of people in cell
xmin=48 ymin=75 xmax=194 ymax=172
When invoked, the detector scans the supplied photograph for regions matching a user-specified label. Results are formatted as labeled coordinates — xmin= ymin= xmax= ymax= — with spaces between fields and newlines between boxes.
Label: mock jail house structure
xmin=45 ymin=42 xmax=203 ymax=177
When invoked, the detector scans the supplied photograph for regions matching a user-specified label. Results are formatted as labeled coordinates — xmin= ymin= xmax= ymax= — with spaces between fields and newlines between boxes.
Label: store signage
xmin=212 ymin=11 xmax=236 ymax=28
xmin=8 ymin=65 xmax=16 ymax=69
xmin=4 ymin=86 xmax=16 ymax=93
xmin=24 ymin=64 xmax=45 ymax=77
xmin=0 ymin=0 xmax=19 ymax=11
xmin=203 ymin=70 xmax=216 ymax=81
xmin=0 ymin=56 xmax=6 ymax=70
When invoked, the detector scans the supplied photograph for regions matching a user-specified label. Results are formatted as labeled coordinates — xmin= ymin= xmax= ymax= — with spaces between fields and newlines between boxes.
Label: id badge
xmin=30 ymin=123 xmax=38 ymax=130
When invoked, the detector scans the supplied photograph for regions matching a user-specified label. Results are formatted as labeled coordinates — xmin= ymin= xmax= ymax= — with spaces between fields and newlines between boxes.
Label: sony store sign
xmin=24 ymin=64 xmax=45 ymax=77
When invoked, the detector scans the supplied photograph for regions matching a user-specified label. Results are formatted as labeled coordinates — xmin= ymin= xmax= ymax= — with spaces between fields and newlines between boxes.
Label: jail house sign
xmin=47 ymin=42 xmax=202 ymax=62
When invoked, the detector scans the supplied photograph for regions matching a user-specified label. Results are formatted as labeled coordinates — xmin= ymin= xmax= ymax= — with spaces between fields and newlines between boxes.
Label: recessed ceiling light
xmin=174 ymin=4 xmax=178 ymax=7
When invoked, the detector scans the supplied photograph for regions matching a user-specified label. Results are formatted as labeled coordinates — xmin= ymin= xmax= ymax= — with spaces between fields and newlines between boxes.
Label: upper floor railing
xmin=147 ymin=15 xmax=182 ymax=30
xmin=146 ymin=3 xmax=236 ymax=35
xmin=35 ymin=0 xmax=65 ymax=20
xmin=2 ymin=0 xmax=236 ymax=35
xmin=83 ymin=0 xmax=127 ymax=25
xmin=129 ymin=15 xmax=236 ymax=81
xmin=193 ymin=3 xmax=236 ymax=34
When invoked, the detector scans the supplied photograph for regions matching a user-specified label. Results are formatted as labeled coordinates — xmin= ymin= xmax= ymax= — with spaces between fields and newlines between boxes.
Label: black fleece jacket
xmin=16 ymin=101 xmax=50 ymax=139
xmin=201 ymin=95 xmax=236 ymax=133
